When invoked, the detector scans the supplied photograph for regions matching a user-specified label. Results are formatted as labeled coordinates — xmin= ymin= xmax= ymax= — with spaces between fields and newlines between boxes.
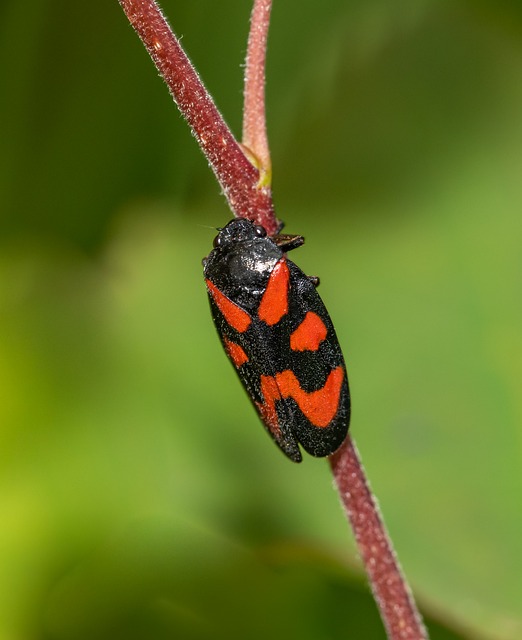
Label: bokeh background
xmin=1 ymin=1 xmax=521 ymax=638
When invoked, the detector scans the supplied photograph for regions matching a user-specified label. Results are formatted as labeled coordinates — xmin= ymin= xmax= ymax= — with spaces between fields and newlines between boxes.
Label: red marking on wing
xmin=258 ymin=259 xmax=290 ymax=326
xmin=290 ymin=311 xmax=328 ymax=352
xmin=223 ymin=336 xmax=249 ymax=368
xmin=206 ymin=279 xmax=251 ymax=333
xmin=256 ymin=375 xmax=283 ymax=438
xmin=259 ymin=366 xmax=344 ymax=429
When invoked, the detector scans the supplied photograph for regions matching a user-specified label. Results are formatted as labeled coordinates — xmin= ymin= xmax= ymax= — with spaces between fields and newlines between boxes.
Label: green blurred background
xmin=1 ymin=1 xmax=521 ymax=638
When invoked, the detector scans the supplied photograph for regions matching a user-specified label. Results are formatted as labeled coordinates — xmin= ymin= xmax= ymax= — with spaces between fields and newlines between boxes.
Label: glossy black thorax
xmin=203 ymin=219 xmax=282 ymax=312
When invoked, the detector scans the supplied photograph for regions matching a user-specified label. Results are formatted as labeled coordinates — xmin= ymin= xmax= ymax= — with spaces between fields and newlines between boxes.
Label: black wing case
xmin=206 ymin=289 xmax=302 ymax=461
xmin=206 ymin=257 xmax=350 ymax=462
xmin=282 ymin=259 xmax=350 ymax=458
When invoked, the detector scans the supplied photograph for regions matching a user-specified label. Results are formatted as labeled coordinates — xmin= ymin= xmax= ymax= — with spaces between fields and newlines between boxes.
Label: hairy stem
xmin=118 ymin=0 xmax=280 ymax=234
xmin=117 ymin=3 xmax=428 ymax=637
xmin=243 ymin=0 xmax=273 ymax=185
xmin=329 ymin=437 xmax=428 ymax=639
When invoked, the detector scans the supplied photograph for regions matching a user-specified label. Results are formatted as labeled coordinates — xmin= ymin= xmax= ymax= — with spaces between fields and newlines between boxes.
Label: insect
xmin=203 ymin=218 xmax=350 ymax=462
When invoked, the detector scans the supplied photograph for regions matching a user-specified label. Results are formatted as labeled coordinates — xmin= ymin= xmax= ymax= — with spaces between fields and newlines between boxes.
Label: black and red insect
xmin=203 ymin=218 xmax=350 ymax=462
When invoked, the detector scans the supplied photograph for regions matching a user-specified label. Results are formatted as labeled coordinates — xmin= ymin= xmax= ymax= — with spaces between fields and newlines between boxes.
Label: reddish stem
xmin=118 ymin=0 xmax=279 ymax=235
xmin=243 ymin=0 xmax=273 ymax=184
xmin=329 ymin=437 xmax=428 ymax=639
xmin=117 ymin=2 xmax=428 ymax=638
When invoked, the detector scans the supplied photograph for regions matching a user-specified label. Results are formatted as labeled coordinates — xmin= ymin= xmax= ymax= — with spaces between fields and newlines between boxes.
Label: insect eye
xmin=213 ymin=234 xmax=222 ymax=248
xmin=254 ymin=225 xmax=267 ymax=238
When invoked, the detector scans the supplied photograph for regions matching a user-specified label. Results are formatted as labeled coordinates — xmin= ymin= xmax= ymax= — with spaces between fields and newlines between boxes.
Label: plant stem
xmin=117 ymin=2 xmax=429 ymax=637
xmin=118 ymin=0 xmax=279 ymax=234
xmin=243 ymin=0 xmax=273 ymax=185
xmin=329 ymin=437 xmax=428 ymax=639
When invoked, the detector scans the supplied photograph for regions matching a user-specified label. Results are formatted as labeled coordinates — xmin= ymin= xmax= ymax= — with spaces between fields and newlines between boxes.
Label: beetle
xmin=203 ymin=218 xmax=350 ymax=462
